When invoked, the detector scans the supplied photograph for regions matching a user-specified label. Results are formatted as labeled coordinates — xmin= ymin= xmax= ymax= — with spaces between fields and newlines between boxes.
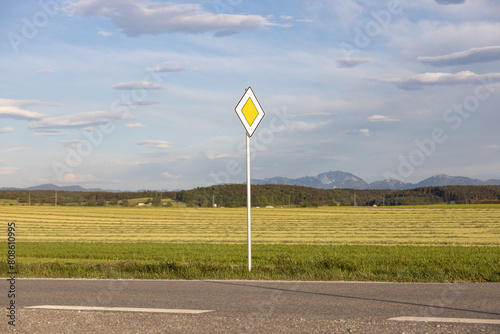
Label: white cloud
xmin=66 ymin=0 xmax=275 ymax=37
xmin=61 ymin=173 xmax=96 ymax=183
xmin=80 ymin=126 xmax=99 ymax=132
xmin=26 ymin=177 xmax=51 ymax=185
xmin=337 ymin=57 xmax=371 ymax=68
xmin=0 ymin=98 xmax=57 ymax=120
xmin=34 ymin=130 xmax=74 ymax=137
xmin=206 ymin=153 xmax=241 ymax=160
xmin=371 ymin=71 xmax=500 ymax=90
xmin=6 ymin=147 xmax=32 ymax=153
xmin=358 ymin=129 xmax=370 ymax=137
xmin=418 ymin=46 xmax=500 ymax=66
xmin=59 ymin=140 xmax=85 ymax=149
xmin=109 ymin=159 xmax=149 ymax=166
xmin=126 ymin=122 xmax=146 ymax=128
xmin=387 ymin=20 xmax=500 ymax=61
xmin=147 ymin=64 xmax=187 ymax=73
xmin=29 ymin=111 xmax=136 ymax=129
xmin=486 ymin=144 xmax=499 ymax=150
xmin=345 ymin=129 xmax=370 ymax=137
xmin=0 ymin=127 xmax=14 ymax=134
xmin=287 ymin=121 xmax=329 ymax=132
xmin=0 ymin=167 xmax=19 ymax=175
xmin=161 ymin=171 xmax=181 ymax=179
xmin=0 ymin=106 xmax=46 ymax=120
xmin=111 ymin=81 xmax=166 ymax=90
xmin=135 ymin=140 xmax=171 ymax=149
xmin=368 ymin=115 xmax=400 ymax=122
xmin=119 ymin=100 xmax=161 ymax=107
xmin=98 ymin=30 xmax=113 ymax=37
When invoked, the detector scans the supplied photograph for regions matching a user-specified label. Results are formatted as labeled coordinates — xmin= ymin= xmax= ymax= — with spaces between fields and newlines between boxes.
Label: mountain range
xmin=252 ymin=171 xmax=500 ymax=190
xmin=0 ymin=184 xmax=107 ymax=192
xmin=0 ymin=184 xmax=172 ymax=193
xmin=1 ymin=171 xmax=500 ymax=192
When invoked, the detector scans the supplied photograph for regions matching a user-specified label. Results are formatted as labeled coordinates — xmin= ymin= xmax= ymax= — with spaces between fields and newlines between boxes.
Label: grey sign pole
xmin=246 ymin=133 xmax=252 ymax=271
xmin=234 ymin=86 xmax=265 ymax=272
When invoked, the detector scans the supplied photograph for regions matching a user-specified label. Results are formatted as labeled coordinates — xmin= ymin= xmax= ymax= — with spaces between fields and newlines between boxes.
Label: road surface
xmin=3 ymin=279 xmax=500 ymax=333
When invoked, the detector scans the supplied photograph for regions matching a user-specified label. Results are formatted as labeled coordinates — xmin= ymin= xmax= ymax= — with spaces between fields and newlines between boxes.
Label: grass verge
xmin=1 ymin=242 xmax=499 ymax=282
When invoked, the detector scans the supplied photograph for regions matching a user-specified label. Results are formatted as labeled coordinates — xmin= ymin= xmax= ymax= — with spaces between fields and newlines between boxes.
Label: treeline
xmin=0 ymin=190 xmax=176 ymax=206
xmin=174 ymin=185 xmax=500 ymax=207
xmin=2 ymin=185 xmax=500 ymax=207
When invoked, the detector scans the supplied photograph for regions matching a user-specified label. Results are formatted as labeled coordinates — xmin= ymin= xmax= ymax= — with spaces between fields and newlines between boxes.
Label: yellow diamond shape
xmin=242 ymin=97 xmax=259 ymax=126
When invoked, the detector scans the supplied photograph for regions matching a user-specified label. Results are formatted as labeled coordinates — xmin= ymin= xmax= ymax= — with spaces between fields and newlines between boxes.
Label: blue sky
xmin=1 ymin=0 xmax=499 ymax=190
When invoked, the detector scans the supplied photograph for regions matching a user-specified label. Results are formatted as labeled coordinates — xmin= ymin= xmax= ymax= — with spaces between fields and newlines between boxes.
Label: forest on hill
xmin=175 ymin=184 xmax=500 ymax=207
xmin=1 ymin=185 xmax=499 ymax=207
xmin=0 ymin=189 xmax=176 ymax=206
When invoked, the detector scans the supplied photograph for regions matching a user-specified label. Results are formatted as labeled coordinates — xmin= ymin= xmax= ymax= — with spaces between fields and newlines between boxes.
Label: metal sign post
xmin=246 ymin=133 xmax=251 ymax=271
xmin=234 ymin=87 xmax=265 ymax=272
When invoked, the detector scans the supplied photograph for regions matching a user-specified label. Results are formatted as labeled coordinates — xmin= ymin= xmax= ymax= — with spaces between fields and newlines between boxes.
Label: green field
xmin=1 ymin=242 xmax=498 ymax=282
xmin=1 ymin=205 xmax=499 ymax=281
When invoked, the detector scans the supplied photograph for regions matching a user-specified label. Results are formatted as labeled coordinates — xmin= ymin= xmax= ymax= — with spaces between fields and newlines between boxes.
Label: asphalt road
xmin=4 ymin=279 xmax=500 ymax=333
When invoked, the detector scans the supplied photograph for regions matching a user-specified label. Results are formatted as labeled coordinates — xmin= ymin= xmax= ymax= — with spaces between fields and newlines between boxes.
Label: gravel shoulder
xmin=3 ymin=309 xmax=499 ymax=334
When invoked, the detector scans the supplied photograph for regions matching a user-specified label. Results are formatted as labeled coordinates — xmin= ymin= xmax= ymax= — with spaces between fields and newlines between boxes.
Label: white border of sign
xmin=234 ymin=86 xmax=265 ymax=137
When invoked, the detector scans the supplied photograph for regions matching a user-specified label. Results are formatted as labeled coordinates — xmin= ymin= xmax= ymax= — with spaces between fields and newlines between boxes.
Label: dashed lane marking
xmin=388 ymin=316 xmax=500 ymax=325
xmin=26 ymin=305 xmax=214 ymax=314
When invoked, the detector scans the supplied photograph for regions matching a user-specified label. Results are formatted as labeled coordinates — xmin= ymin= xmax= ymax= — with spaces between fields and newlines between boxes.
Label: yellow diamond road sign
xmin=235 ymin=86 xmax=265 ymax=137
xmin=242 ymin=98 xmax=259 ymax=126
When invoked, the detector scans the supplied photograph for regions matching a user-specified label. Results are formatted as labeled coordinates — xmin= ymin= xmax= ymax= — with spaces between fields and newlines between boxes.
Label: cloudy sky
xmin=1 ymin=0 xmax=499 ymax=190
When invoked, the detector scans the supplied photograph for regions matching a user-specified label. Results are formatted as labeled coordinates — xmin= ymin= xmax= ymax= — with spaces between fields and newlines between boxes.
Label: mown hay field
xmin=2 ymin=205 xmax=499 ymax=245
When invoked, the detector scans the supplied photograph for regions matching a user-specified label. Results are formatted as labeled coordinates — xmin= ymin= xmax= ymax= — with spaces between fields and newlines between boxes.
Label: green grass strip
xmin=1 ymin=242 xmax=499 ymax=282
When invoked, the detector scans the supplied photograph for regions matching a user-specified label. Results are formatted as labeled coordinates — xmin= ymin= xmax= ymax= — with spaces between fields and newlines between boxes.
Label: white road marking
xmin=26 ymin=305 xmax=213 ymax=314
xmin=388 ymin=316 xmax=500 ymax=325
